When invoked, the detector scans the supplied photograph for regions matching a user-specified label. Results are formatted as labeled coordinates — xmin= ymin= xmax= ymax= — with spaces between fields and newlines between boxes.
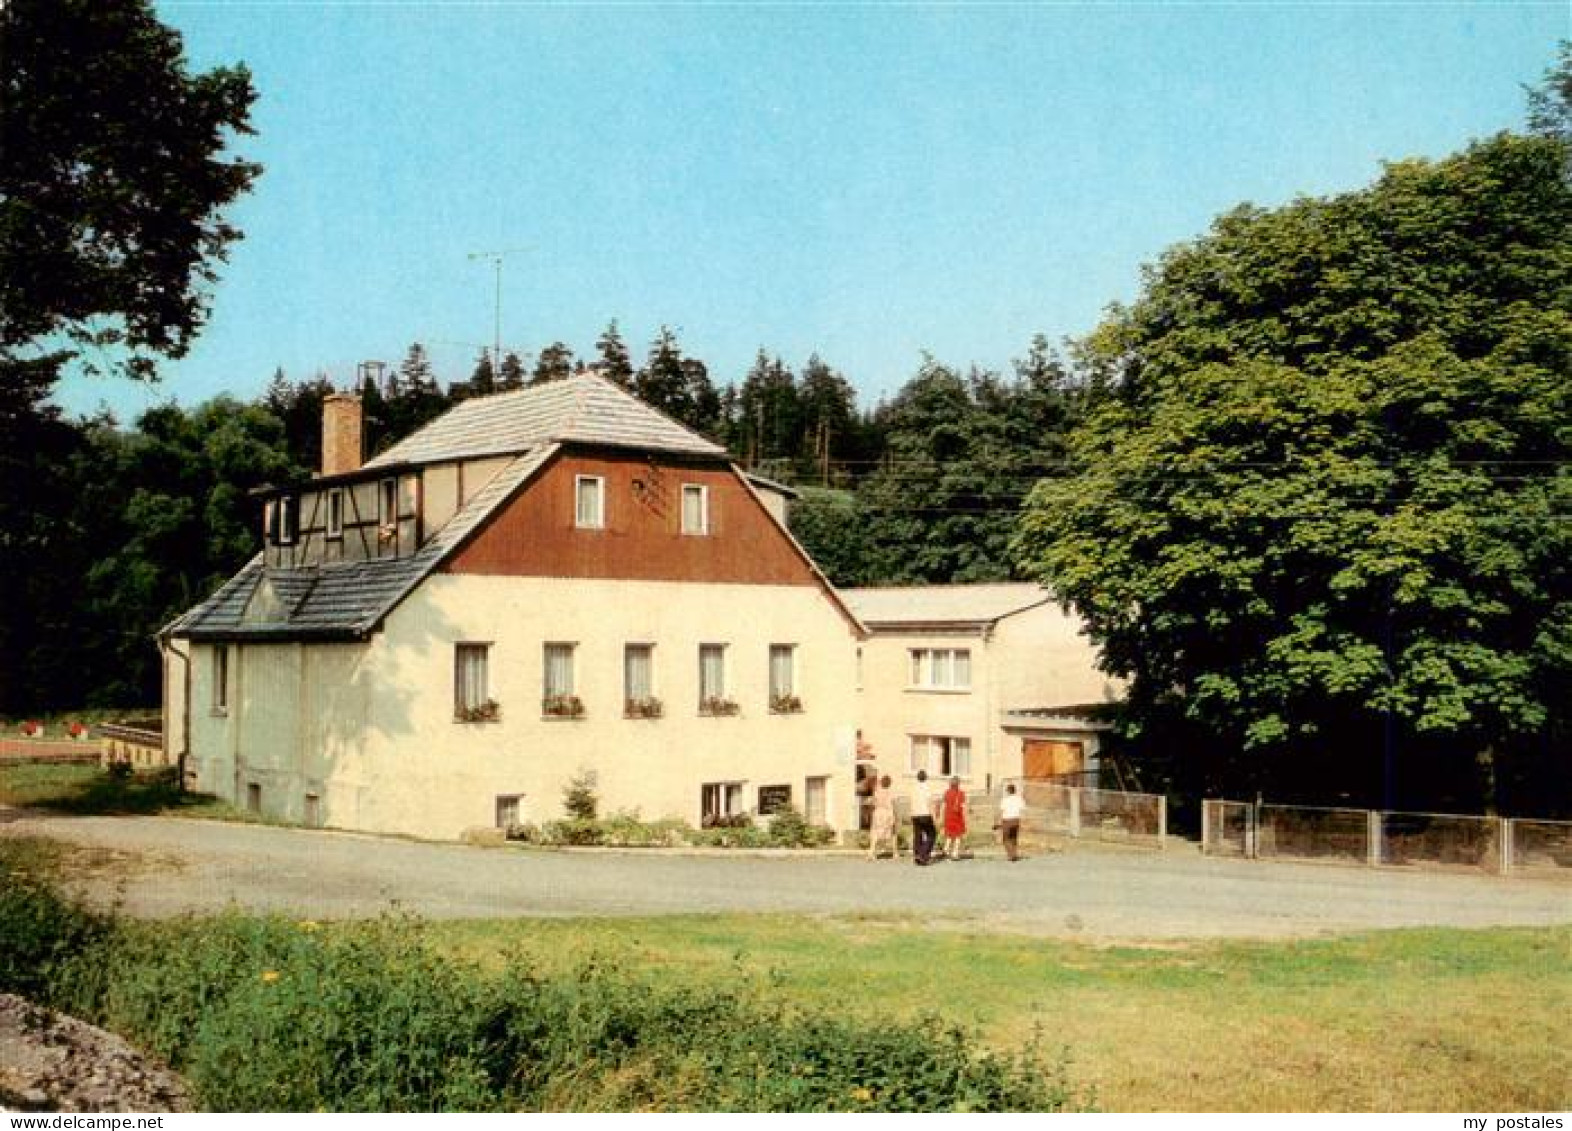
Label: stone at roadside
xmin=0 ymin=994 xmax=190 ymax=1112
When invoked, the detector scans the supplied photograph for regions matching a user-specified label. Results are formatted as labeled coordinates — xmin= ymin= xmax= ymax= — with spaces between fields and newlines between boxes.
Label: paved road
xmin=5 ymin=810 xmax=1568 ymax=939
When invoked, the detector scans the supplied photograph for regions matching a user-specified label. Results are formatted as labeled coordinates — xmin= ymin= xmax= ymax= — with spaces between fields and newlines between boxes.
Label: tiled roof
xmin=838 ymin=583 xmax=1054 ymax=628
xmin=169 ymin=447 xmax=558 ymax=640
xmin=364 ymin=373 xmax=726 ymax=469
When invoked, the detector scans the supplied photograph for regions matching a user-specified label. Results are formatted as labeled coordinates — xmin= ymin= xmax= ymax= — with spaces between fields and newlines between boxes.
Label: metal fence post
xmin=1157 ymin=794 xmax=1167 ymax=850
xmin=1367 ymin=810 xmax=1382 ymax=867
xmin=1500 ymin=817 xmax=1513 ymax=875
xmin=1069 ymin=787 xmax=1081 ymax=838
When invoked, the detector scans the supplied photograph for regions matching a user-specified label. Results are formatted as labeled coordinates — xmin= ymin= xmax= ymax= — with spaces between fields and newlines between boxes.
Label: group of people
xmin=864 ymin=769 xmax=1027 ymax=864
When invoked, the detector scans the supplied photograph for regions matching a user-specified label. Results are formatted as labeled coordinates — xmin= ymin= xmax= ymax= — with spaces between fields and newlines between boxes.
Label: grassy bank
xmin=421 ymin=915 xmax=1570 ymax=1111
xmin=0 ymin=838 xmax=1079 ymax=1113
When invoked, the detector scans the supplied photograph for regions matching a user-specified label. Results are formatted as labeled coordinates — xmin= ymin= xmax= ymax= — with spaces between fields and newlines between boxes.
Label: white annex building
xmin=161 ymin=376 xmax=1115 ymax=841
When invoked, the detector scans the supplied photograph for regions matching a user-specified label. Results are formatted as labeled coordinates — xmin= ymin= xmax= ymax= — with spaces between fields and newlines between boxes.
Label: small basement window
xmin=495 ymin=794 xmax=523 ymax=830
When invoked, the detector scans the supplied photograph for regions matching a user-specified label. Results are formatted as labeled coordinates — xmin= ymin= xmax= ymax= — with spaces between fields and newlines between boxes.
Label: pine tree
xmin=531 ymin=341 xmax=576 ymax=384
xmin=595 ymin=320 xmax=635 ymax=386
xmin=386 ymin=343 xmax=448 ymax=439
xmin=497 ymin=351 xmax=526 ymax=391
xmin=453 ymin=351 xmax=496 ymax=401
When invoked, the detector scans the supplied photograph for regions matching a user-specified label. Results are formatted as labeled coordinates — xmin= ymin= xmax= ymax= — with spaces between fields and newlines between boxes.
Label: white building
xmin=162 ymin=375 xmax=863 ymax=839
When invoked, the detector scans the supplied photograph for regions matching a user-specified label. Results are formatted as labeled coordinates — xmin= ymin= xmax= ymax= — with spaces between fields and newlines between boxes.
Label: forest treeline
xmin=0 ymin=329 xmax=1082 ymax=714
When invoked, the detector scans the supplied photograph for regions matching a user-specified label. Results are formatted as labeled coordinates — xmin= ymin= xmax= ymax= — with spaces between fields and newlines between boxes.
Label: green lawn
xmin=424 ymin=915 xmax=1570 ymax=1112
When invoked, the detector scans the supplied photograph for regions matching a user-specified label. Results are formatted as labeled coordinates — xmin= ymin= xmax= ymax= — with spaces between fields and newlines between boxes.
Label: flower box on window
xmin=700 ymin=696 xmax=740 ymax=717
xmin=542 ymin=694 xmax=586 ymax=719
xmin=455 ymin=699 xmax=501 ymax=723
xmin=624 ymin=696 xmax=663 ymax=719
xmin=769 ymin=693 xmax=804 ymax=714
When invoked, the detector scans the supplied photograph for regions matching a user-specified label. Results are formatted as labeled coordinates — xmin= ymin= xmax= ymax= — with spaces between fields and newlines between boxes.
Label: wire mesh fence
xmin=1379 ymin=812 xmax=1500 ymax=871
xmin=1506 ymin=820 xmax=1572 ymax=877
xmin=1203 ymin=800 xmax=1571 ymax=878
xmin=969 ymin=780 xmax=1168 ymax=849
xmin=1258 ymin=805 xmax=1371 ymax=866
xmin=1200 ymin=800 xmax=1253 ymax=857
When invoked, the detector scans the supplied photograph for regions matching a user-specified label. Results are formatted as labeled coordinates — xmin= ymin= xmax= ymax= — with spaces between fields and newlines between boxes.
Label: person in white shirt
xmin=999 ymin=782 xmax=1027 ymax=862
xmin=908 ymin=770 xmax=937 ymax=865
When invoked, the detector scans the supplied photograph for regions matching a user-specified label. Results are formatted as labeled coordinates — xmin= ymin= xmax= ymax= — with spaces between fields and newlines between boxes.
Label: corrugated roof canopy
xmin=839 ymin=583 xmax=1053 ymax=627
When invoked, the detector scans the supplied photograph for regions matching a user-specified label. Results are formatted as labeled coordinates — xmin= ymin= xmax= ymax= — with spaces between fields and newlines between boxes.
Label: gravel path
xmin=5 ymin=809 xmax=1568 ymax=940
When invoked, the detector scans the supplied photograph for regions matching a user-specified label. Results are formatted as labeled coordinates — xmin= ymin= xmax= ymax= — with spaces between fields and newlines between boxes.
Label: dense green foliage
xmin=0 ymin=0 xmax=259 ymax=384
xmin=0 ymin=865 xmax=1078 ymax=1112
xmin=1015 ymin=132 xmax=1571 ymax=813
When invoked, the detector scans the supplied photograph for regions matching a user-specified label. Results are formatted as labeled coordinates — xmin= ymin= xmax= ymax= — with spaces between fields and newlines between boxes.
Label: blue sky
xmin=54 ymin=2 xmax=1564 ymax=420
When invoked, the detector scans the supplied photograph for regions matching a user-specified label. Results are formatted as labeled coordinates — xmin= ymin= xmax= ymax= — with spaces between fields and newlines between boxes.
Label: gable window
xmin=211 ymin=645 xmax=229 ymax=714
xmin=701 ymin=781 xmax=745 ymax=826
xmin=769 ymin=644 xmax=801 ymax=712
xmin=575 ymin=475 xmax=605 ymax=529
xmin=624 ymin=644 xmax=659 ymax=716
xmin=699 ymin=644 xmax=735 ymax=714
xmin=681 ymin=484 xmax=709 ymax=535
xmin=543 ymin=643 xmax=582 ymax=716
xmin=909 ymin=647 xmax=971 ymax=691
xmin=454 ymin=643 xmax=495 ymax=721
xmin=326 ymin=489 xmax=344 ymax=540
xmin=909 ymin=735 xmax=973 ymax=779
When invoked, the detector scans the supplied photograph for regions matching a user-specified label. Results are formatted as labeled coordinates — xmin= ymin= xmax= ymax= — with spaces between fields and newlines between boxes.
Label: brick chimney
xmin=321 ymin=392 xmax=363 ymax=476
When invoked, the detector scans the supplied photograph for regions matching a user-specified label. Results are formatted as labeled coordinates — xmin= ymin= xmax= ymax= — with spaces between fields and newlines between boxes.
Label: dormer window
xmin=380 ymin=478 xmax=397 ymax=525
xmin=326 ymin=489 xmax=344 ymax=540
xmin=273 ymin=495 xmax=297 ymax=546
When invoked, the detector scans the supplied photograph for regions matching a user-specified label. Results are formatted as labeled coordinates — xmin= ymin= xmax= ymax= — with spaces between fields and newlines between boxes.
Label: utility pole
xmin=467 ymin=247 xmax=530 ymax=372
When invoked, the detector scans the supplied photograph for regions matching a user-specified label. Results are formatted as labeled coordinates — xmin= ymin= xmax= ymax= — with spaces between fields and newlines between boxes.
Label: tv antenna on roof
xmin=467 ymin=246 xmax=532 ymax=371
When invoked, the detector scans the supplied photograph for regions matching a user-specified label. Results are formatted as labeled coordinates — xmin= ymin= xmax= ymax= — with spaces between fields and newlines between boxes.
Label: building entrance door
xmin=1022 ymin=739 xmax=1084 ymax=780
xmin=804 ymin=775 xmax=829 ymax=825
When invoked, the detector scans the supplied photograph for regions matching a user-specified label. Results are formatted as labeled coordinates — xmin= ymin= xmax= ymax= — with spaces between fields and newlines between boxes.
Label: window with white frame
xmin=326 ymin=489 xmax=344 ymax=539
xmin=454 ymin=643 xmax=492 ymax=718
xmin=543 ymin=643 xmax=579 ymax=715
xmin=624 ymin=644 xmax=656 ymax=713
xmin=699 ymin=644 xmax=731 ymax=712
xmin=211 ymin=645 xmax=229 ymax=713
xmin=575 ymin=475 xmax=605 ymax=529
xmin=701 ymin=781 xmax=745 ymax=824
xmin=768 ymin=644 xmax=799 ymax=711
xmin=908 ymin=735 xmax=973 ymax=779
xmin=908 ymin=647 xmax=972 ymax=690
xmin=681 ymin=483 xmax=709 ymax=535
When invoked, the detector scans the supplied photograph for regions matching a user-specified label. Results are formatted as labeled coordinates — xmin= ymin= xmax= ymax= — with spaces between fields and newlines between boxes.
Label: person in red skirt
xmin=940 ymin=776 xmax=967 ymax=860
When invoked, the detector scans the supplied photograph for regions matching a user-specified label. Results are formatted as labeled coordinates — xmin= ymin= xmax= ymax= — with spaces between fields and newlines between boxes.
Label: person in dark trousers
xmin=909 ymin=770 xmax=937 ymax=865
xmin=999 ymin=782 xmax=1026 ymax=862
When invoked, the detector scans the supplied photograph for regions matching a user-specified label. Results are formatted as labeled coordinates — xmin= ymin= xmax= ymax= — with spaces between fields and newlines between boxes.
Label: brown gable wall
xmin=442 ymin=451 xmax=819 ymax=586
